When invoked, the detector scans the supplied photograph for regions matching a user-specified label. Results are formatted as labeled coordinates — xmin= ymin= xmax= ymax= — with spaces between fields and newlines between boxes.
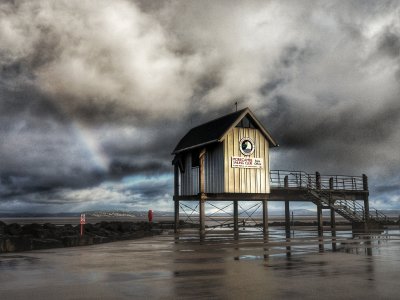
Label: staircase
xmin=270 ymin=170 xmax=388 ymax=224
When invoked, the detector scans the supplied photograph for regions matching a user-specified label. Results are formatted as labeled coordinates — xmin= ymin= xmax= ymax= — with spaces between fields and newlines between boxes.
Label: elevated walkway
xmin=270 ymin=170 xmax=387 ymax=224
xmin=173 ymin=170 xmax=387 ymax=238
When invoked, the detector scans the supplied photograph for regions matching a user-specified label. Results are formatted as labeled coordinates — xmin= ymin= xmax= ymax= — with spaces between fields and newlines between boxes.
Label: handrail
xmin=270 ymin=170 xmax=364 ymax=191
xmin=269 ymin=170 xmax=387 ymax=223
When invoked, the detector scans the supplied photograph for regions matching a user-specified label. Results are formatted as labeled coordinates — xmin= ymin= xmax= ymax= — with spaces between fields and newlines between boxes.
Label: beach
xmin=1 ymin=227 xmax=399 ymax=299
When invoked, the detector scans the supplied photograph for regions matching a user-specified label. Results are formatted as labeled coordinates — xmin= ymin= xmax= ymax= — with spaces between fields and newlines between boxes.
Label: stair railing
xmin=270 ymin=170 xmax=388 ymax=223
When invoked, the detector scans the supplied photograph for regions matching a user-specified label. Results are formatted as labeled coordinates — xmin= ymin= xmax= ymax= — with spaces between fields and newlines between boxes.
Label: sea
xmin=0 ymin=218 xmax=399 ymax=299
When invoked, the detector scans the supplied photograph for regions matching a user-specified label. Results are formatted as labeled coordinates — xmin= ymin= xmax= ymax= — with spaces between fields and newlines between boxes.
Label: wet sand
xmin=0 ymin=228 xmax=399 ymax=299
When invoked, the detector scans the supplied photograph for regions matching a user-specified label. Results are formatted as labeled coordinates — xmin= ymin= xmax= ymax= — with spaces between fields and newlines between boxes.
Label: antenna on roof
xmin=235 ymin=101 xmax=238 ymax=112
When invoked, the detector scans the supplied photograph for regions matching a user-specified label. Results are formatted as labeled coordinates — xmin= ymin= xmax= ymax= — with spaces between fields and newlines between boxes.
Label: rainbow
xmin=71 ymin=122 xmax=110 ymax=172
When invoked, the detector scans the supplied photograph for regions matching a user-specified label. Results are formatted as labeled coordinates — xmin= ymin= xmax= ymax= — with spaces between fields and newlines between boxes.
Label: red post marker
xmin=80 ymin=213 xmax=86 ymax=236
xmin=148 ymin=210 xmax=153 ymax=223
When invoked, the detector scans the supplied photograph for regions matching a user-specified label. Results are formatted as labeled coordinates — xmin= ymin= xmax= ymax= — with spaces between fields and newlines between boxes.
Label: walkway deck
xmin=174 ymin=170 xmax=387 ymax=225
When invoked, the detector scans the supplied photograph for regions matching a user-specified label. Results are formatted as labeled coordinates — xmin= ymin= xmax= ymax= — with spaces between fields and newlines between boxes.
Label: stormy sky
xmin=1 ymin=0 xmax=399 ymax=213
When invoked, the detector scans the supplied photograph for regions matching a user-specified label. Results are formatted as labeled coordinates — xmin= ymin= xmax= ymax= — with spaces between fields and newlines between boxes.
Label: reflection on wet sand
xmin=0 ymin=228 xmax=399 ymax=299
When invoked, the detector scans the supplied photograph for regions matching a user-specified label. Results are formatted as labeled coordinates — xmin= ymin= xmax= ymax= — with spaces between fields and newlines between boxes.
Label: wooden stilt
xmin=317 ymin=203 xmax=324 ymax=252
xmin=262 ymin=199 xmax=268 ymax=235
xmin=363 ymin=174 xmax=370 ymax=224
xmin=174 ymin=200 xmax=179 ymax=233
xmin=315 ymin=172 xmax=324 ymax=251
xmin=316 ymin=171 xmax=321 ymax=189
xmin=199 ymin=198 xmax=205 ymax=237
xmin=284 ymin=175 xmax=290 ymax=238
xmin=329 ymin=177 xmax=336 ymax=250
xmin=233 ymin=200 xmax=239 ymax=233
xmin=199 ymin=148 xmax=206 ymax=237
xmin=285 ymin=200 xmax=291 ymax=255
xmin=285 ymin=200 xmax=290 ymax=239
xmin=283 ymin=175 xmax=291 ymax=255
xmin=199 ymin=149 xmax=206 ymax=194
xmin=174 ymin=164 xmax=180 ymax=233
xmin=330 ymin=207 xmax=336 ymax=251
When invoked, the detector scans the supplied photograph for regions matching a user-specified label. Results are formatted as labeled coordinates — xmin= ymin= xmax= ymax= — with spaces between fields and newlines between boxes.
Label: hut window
xmin=191 ymin=149 xmax=200 ymax=167
xmin=236 ymin=115 xmax=256 ymax=129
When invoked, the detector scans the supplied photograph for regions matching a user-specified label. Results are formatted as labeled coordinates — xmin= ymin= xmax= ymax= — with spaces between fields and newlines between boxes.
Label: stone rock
xmin=0 ymin=220 xmax=165 ymax=253
xmin=6 ymin=223 xmax=22 ymax=235
xmin=0 ymin=221 xmax=6 ymax=235
xmin=21 ymin=223 xmax=46 ymax=238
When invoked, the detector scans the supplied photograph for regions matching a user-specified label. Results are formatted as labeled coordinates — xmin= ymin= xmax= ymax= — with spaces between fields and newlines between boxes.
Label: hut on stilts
xmin=172 ymin=108 xmax=387 ymax=245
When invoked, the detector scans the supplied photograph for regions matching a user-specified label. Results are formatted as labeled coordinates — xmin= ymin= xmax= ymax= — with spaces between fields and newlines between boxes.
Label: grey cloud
xmin=124 ymin=179 xmax=172 ymax=199
xmin=375 ymin=183 xmax=400 ymax=194
xmin=1 ymin=0 xmax=400 ymax=211
xmin=109 ymin=161 xmax=170 ymax=178
xmin=377 ymin=28 xmax=400 ymax=58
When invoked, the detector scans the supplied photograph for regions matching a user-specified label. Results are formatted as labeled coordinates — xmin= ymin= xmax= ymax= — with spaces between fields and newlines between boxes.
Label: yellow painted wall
xmin=223 ymin=127 xmax=270 ymax=193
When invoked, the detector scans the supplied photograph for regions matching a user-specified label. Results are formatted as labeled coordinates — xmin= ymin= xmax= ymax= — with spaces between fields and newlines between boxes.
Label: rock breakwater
xmin=0 ymin=220 xmax=192 ymax=253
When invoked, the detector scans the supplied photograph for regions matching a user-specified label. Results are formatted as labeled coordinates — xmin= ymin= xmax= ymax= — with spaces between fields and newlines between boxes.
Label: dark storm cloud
xmin=378 ymin=30 xmax=400 ymax=58
xmin=109 ymin=161 xmax=170 ymax=178
xmin=1 ymin=0 xmax=400 ymax=211
xmin=265 ymin=92 xmax=400 ymax=149
xmin=375 ymin=183 xmax=400 ymax=194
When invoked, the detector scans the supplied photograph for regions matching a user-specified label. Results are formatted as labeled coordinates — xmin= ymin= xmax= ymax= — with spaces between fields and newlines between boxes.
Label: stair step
xmin=334 ymin=205 xmax=348 ymax=209
xmin=306 ymin=188 xmax=386 ymax=223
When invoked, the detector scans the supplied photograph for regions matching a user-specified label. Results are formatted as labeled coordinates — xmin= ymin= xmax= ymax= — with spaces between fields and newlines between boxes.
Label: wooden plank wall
xmin=223 ymin=127 xmax=270 ymax=193
xmin=180 ymin=153 xmax=199 ymax=195
xmin=205 ymin=144 xmax=224 ymax=193
xmin=180 ymin=146 xmax=224 ymax=195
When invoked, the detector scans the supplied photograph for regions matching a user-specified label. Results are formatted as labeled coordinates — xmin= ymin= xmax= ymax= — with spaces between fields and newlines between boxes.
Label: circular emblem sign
xmin=240 ymin=137 xmax=255 ymax=155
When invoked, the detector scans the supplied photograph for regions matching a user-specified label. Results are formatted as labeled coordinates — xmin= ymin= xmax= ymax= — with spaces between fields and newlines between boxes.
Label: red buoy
xmin=148 ymin=210 xmax=153 ymax=222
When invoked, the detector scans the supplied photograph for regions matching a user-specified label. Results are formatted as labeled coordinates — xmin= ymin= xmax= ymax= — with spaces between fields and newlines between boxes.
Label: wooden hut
xmin=172 ymin=107 xmax=278 ymax=234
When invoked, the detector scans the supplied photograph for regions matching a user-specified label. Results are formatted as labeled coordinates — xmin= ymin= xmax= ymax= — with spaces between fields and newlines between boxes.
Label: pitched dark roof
xmin=172 ymin=107 xmax=278 ymax=154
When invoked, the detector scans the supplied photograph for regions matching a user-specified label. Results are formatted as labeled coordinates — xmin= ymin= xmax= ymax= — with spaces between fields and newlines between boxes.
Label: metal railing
xmin=269 ymin=170 xmax=364 ymax=191
xmin=322 ymin=175 xmax=364 ymax=191
xmin=269 ymin=170 xmax=387 ymax=223
xmin=269 ymin=170 xmax=310 ymax=188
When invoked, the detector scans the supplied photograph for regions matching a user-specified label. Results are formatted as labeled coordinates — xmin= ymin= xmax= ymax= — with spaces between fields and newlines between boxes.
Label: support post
xmin=174 ymin=164 xmax=180 ymax=233
xmin=233 ymin=200 xmax=239 ymax=233
xmin=284 ymin=175 xmax=290 ymax=254
xmin=329 ymin=177 xmax=333 ymax=190
xmin=362 ymin=174 xmax=369 ymax=222
xmin=199 ymin=198 xmax=205 ymax=237
xmin=285 ymin=201 xmax=290 ymax=239
xmin=362 ymin=174 xmax=369 ymax=191
xmin=329 ymin=177 xmax=336 ymax=250
xmin=284 ymin=175 xmax=288 ymax=188
xmin=174 ymin=200 xmax=179 ymax=234
xmin=285 ymin=200 xmax=291 ymax=255
xmin=199 ymin=149 xmax=206 ymax=194
xmin=262 ymin=199 xmax=268 ymax=235
xmin=317 ymin=203 xmax=324 ymax=252
xmin=330 ymin=206 xmax=336 ymax=251
xmin=316 ymin=172 xmax=321 ymax=189
xmin=199 ymin=149 xmax=206 ymax=237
